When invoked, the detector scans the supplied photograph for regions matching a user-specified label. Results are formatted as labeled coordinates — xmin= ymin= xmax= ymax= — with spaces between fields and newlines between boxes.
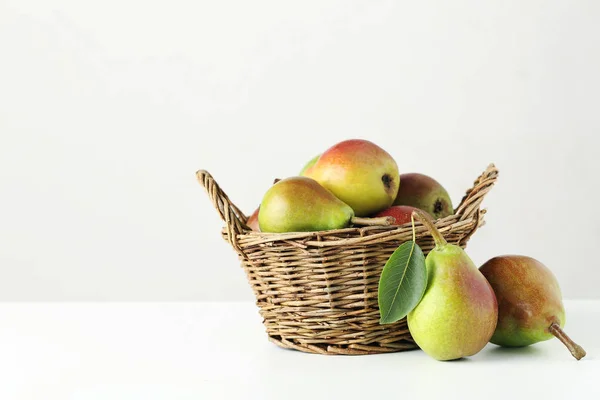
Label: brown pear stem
xmin=351 ymin=216 xmax=394 ymax=226
xmin=273 ymin=178 xmax=281 ymax=184
xmin=548 ymin=322 xmax=586 ymax=360
xmin=411 ymin=209 xmax=447 ymax=248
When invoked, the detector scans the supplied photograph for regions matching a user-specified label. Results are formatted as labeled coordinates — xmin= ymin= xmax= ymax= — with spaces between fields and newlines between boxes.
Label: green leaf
xmin=378 ymin=240 xmax=427 ymax=324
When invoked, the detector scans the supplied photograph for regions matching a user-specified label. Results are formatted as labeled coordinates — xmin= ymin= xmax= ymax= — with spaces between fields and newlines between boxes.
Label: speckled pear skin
xmin=258 ymin=176 xmax=354 ymax=233
xmin=304 ymin=139 xmax=399 ymax=217
xmin=393 ymin=173 xmax=453 ymax=219
xmin=479 ymin=255 xmax=566 ymax=347
xmin=407 ymin=245 xmax=498 ymax=361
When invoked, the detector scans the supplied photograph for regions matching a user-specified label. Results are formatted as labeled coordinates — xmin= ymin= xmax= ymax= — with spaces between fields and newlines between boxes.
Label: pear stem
xmin=351 ymin=216 xmax=394 ymax=226
xmin=548 ymin=322 xmax=586 ymax=360
xmin=411 ymin=209 xmax=447 ymax=248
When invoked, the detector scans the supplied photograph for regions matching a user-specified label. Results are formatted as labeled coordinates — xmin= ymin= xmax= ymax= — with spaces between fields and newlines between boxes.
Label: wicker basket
xmin=197 ymin=164 xmax=499 ymax=355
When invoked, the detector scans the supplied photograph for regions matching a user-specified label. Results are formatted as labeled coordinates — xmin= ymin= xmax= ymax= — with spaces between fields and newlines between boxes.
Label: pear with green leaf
xmin=407 ymin=210 xmax=498 ymax=361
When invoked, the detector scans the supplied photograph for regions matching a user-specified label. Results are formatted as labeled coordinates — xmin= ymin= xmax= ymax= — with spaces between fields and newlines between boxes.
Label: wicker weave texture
xmin=198 ymin=165 xmax=498 ymax=355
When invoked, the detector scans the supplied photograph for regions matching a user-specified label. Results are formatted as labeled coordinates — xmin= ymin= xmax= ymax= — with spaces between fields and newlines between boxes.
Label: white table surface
xmin=0 ymin=301 xmax=597 ymax=400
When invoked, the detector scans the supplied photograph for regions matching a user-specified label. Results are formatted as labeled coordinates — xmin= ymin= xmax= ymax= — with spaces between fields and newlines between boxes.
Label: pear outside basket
xmin=197 ymin=164 xmax=499 ymax=355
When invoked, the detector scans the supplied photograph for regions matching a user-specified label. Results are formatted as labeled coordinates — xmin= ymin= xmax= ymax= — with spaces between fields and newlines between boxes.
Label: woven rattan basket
xmin=197 ymin=164 xmax=498 ymax=355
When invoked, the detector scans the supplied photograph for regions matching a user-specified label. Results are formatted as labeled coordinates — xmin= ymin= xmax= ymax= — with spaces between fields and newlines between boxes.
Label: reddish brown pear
xmin=246 ymin=207 xmax=260 ymax=232
xmin=479 ymin=255 xmax=586 ymax=360
xmin=374 ymin=205 xmax=425 ymax=226
xmin=394 ymin=173 xmax=453 ymax=219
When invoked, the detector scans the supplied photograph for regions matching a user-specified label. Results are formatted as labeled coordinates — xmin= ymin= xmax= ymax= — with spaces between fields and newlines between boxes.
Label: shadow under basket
xmin=197 ymin=164 xmax=499 ymax=355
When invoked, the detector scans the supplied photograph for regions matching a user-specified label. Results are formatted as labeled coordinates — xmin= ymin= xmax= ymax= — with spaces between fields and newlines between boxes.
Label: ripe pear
xmin=245 ymin=207 xmax=260 ymax=232
xmin=304 ymin=139 xmax=399 ymax=217
xmin=407 ymin=210 xmax=498 ymax=361
xmin=394 ymin=173 xmax=453 ymax=219
xmin=258 ymin=177 xmax=355 ymax=233
xmin=479 ymin=255 xmax=586 ymax=360
xmin=299 ymin=154 xmax=320 ymax=175
xmin=245 ymin=179 xmax=282 ymax=232
xmin=374 ymin=205 xmax=424 ymax=226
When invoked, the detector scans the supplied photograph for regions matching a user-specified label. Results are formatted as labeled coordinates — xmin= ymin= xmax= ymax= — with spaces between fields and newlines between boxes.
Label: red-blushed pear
xmin=374 ymin=205 xmax=424 ymax=226
xmin=304 ymin=139 xmax=399 ymax=217
xmin=394 ymin=173 xmax=453 ymax=219
xmin=407 ymin=210 xmax=498 ymax=361
xmin=245 ymin=207 xmax=260 ymax=232
xmin=479 ymin=255 xmax=586 ymax=360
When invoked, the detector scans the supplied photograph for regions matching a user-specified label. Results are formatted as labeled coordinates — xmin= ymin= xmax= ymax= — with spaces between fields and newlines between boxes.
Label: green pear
xmin=394 ymin=173 xmax=453 ymax=219
xmin=258 ymin=177 xmax=355 ymax=233
xmin=304 ymin=139 xmax=399 ymax=217
xmin=407 ymin=210 xmax=498 ymax=361
xmin=479 ymin=255 xmax=586 ymax=360
xmin=299 ymin=154 xmax=320 ymax=175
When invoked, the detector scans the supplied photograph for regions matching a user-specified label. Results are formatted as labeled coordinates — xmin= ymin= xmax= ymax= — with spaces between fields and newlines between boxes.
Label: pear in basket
xmin=302 ymin=139 xmax=399 ymax=217
xmin=258 ymin=177 xmax=354 ymax=233
xmin=258 ymin=176 xmax=392 ymax=233
xmin=245 ymin=207 xmax=260 ymax=231
xmin=393 ymin=173 xmax=453 ymax=219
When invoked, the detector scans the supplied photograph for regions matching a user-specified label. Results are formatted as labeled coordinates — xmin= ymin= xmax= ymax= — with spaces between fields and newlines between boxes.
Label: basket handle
xmin=454 ymin=163 xmax=499 ymax=221
xmin=196 ymin=170 xmax=248 ymax=252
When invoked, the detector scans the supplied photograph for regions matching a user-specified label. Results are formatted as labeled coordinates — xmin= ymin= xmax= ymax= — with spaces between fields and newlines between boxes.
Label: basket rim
xmin=234 ymin=208 xmax=473 ymax=235
xmin=198 ymin=163 xmax=498 ymax=252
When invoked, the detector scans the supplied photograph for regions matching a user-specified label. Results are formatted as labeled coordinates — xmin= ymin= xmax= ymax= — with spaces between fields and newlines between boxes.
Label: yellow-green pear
xmin=258 ymin=177 xmax=355 ymax=233
xmin=407 ymin=210 xmax=498 ymax=361
xmin=304 ymin=139 xmax=399 ymax=217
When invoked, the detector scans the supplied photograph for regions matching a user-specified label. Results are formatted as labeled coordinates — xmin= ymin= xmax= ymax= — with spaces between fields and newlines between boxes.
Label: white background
xmin=0 ymin=301 xmax=598 ymax=399
xmin=1 ymin=0 xmax=599 ymax=301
